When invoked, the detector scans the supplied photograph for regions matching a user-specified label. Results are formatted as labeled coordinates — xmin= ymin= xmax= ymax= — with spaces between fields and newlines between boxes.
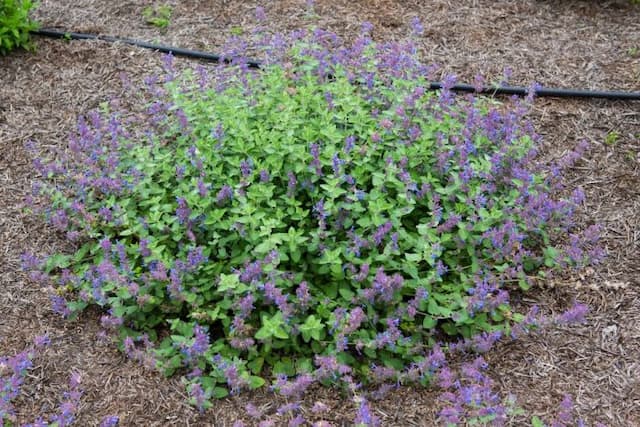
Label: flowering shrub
xmin=0 ymin=0 xmax=39 ymax=55
xmin=26 ymin=21 xmax=601 ymax=417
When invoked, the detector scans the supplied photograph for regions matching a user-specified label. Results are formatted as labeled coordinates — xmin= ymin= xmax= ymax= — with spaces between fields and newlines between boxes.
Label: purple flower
xmin=187 ymin=246 xmax=207 ymax=269
xmin=324 ymin=91 xmax=334 ymax=109
xmin=239 ymin=260 xmax=263 ymax=283
xmin=50 ymin=209 xmax=69 ymax=231
xmin=287 ymin=171 xmax=297 ymax=197
xmin=526 ymin=81 xmax=542 ymax=103
xmin=189 ymin=382 xmax=208 ymax=413
xmin=222 ymin=363 xmax=246 ymax=393
xmin=245 ymin=403 xmax=263 ymax=419
xmin=150 ymin=261 xmax=168 ymax=281
xmin=369 ymin=267 xmax=404 ymax=303
xmin=212 ymin=123 xmax=225 ymax=145
xmin=345 ymin=135 xmax=355 ymax=153
xmin=263 ymin=281 xmax=292 ymax=317
xmin=197 ymin=180 xmax=209 ymax=197
xmin=313 ymin=199 xmax=328 ymax=227
xmin=237 ymin=293 xmax=255 ymax=316
xmin=354 ymin=263 xmax=370 ymax=282
xmin=473 ymin=74 xmax=485 ymax=92
xmin=361 ymin=21 xmax=373 ymax=35
xmin=100 ymin=416 xmax=119 ymax=427
xmin=175 ymin=108 xmax=189 ymax=130
xmin=288 ymin=415 xmax=305 ymax=427
xmin=437 ymin=367 xmax=456 ymax=389
xmin=216 ymin=185 xmax=234 ymax=204
xmin=556 ymin=302 xmax=589 ymax=325
xmin=311 ymin=401 xmax=329 ymax=413
xmin=175 ymin=165 xmax=186 ymax=179
xmin=33 ymin=334 xmax=51 ymax=348
xmin=343 ymin=307 xmax=366 ymax=334
xmin=139 ymin=239 xmax=151 ymax=257
xmin=411 ymin=17 xmax=424 ymax=36
xmin=51 ymin=295 xmax=71 ymax=317
xmin=190 ymin=324 xmax=210 ymax=356
xmin=553 ymin=394 xmax=574 ymax=426
xmin=502 ymin=66 xmax=513 ymax=84
xmin=380 ymin=118 xmax=393 ymax=129
xmin=372 ymin=221 xmax=392 ymax=246
xmin=354 ymin=397 xmax=380 ymax=426
xmin=255 ymin=6 xmax=266 ymax=22
xmin=296 ymin=281 xmax=311 ymax=308
xmin=175 ymin=197 xmax=191 ymax=224
xmin=240 ymin=159 xmax=253 ymax=177
xmin=277 ymin=402 xmax=300 ymax=415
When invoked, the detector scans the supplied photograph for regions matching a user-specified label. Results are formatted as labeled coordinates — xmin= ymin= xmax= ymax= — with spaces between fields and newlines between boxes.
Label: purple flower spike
xmin=216 ymin=185 xmax=234 ymax=205
xmin=255 ymin=6 xmax=266 ymax=22
xmin=411 ymin=17 xmax=424 ymax=36
xmin=100 ymin=415 xmax=120 ymax=427
xmin=556 ymin=302 xmax=589 ymax=325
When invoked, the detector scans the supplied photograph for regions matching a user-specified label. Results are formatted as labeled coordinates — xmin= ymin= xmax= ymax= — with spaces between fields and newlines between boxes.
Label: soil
xmin=1 ymin=0 xmax=639 ymax=425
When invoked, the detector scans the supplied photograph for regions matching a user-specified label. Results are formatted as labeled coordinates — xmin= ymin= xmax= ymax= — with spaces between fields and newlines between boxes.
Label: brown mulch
xmin=1 ymin=0 xmax=639 ymax=425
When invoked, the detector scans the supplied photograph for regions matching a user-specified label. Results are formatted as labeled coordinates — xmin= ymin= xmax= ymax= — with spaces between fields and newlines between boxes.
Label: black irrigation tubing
xmin=33 ymin=28 xmax=640 ymax=101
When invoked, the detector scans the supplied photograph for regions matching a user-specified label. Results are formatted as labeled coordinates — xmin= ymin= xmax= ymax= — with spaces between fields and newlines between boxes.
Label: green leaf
xmin=248 ymin=357 xmax=264 ymax=375
xmin=248 ymin=376 xmax=266 ymax=389
xmin=44 ymin=254 xmax=71 ymax=273
xmin=531 ymin=416 xmax=546 ymax=427
xmin=217 ymin=273 xmax=241 ymax=292
xmin=73 ymin=242 xmax=92 ymax=262
xmin=422 ymin=315 xmax=437 ymax=329
xmin=273 ymin=326 xmax=289 ymax=340
xmin=273 ymin=358 xmax=296 ymax=376
xmin=405 ymin=252 xmax=422 ymax=262
xmin=296 ymin=357 xmax=313 ymax=374
xmin=255 ymin=312 xmax=288 ymax=340
xmin=338 ymin=286 xmax=355 ymax=301
xmin=298 ymin=314 xmax=324 ymax=342
xmin=212 ymin=386 xmax=229 ymax=399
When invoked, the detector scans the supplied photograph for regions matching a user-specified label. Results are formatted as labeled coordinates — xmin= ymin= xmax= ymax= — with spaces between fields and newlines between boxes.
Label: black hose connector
xmin=33 ymin=28 xmax=640 ymax=101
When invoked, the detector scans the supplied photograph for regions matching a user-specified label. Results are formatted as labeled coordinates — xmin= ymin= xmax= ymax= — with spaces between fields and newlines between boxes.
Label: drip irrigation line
xmin=33 ymin=28 xmax=640 ymax=101
xmin=33 ymin=29 xmax=262 ymax=68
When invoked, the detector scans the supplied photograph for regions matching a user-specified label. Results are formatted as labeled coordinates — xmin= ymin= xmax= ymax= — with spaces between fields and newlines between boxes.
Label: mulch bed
xmin=1 ymin=0 xmax=639 ymax=425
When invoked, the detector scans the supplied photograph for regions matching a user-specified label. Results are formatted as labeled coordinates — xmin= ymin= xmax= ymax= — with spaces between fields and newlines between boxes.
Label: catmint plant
xmin=24 ymin=17 xmax=601 ymax=419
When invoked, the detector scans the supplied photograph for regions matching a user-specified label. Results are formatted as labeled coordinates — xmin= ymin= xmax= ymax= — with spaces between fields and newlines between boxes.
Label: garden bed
xmin=1 ymin=0 xmax=639 ymax=425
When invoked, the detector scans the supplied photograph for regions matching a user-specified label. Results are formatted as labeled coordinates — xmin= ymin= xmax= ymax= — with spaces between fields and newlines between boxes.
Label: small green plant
xmin=0 ymin=0 xmax=39 ymax=55
xmin=628 ymin=46 xmax=639 ymax=58
xmin=605 ymin=131 xmax=619 ymax=146
xmin=230 ymin=26 xmax=244 ymax=36
xmin=142 ymin=4 xmax=172 ymax=30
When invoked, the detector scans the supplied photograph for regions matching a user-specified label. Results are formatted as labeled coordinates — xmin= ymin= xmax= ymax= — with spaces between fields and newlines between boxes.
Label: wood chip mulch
xmin=1 ymin=0 xmax=639 ymax=425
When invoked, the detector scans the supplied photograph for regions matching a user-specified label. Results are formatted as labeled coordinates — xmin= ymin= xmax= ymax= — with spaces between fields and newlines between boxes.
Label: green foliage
xmin=0 ymin=0 xmax=39 ymax=55
xmin=605 ymin=131 xmax=619 ymax=146
xmin=531 ymin=416 xmax=545 ymax=427
xmin=142 ymin=4 xmax=172 ymax=30
xmin=229 ymin=26 xmax=244 ymax=36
